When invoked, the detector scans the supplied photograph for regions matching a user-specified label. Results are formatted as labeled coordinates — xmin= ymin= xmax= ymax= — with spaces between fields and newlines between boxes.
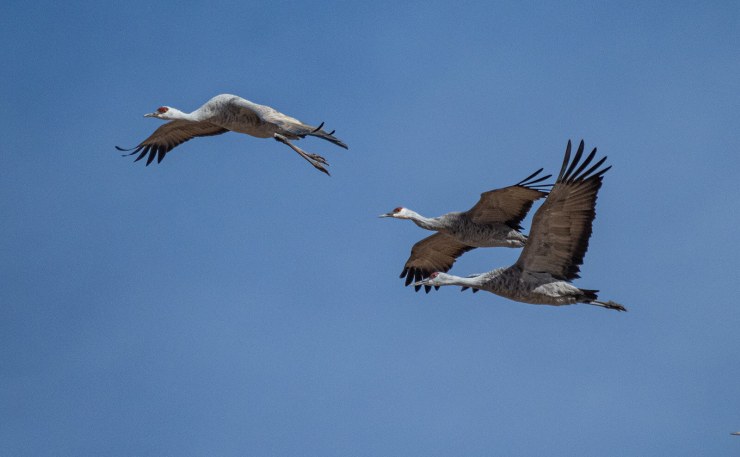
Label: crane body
xmin=381 ymin=168 xmax=551 ymax=291
xmin=117 ymin=94 xmax=347 ymax=175
xmin=417 ymin=140 xmax=626 ymax=312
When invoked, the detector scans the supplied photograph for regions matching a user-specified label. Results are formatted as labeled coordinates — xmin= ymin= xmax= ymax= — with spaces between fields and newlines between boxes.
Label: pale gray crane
xmin=380 ymin=169 xmax=551 ymax=292
xmin=116 ymin=94 xmax=347 ymax=175
xmin=416 ymin=140 xmax=626 ymax=312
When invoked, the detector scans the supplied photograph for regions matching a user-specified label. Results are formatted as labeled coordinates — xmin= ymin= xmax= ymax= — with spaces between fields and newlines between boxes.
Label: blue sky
xmin=2 ymin=1 xmax=739 ymax=455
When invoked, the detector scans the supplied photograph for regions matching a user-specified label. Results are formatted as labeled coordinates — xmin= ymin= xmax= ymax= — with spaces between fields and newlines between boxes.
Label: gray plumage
xmin=116 ymin=94 xmax=347 ymax=175
xmin=417 ymin=140 xmax=626 ymax=312
xmin=380 ymin=168 xmax=551 ymax=292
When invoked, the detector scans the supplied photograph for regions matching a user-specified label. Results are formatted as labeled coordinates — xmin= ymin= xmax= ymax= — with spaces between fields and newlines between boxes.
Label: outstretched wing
xmin=116 ymin=120 xmax=228 ymax=166
xmin=466 ymin=168 xmax=551 ymax=230
xmin=400 ymin=233 xmax=475 ymax=293
xmin=515 ymin=140 xmax=611 ymax=280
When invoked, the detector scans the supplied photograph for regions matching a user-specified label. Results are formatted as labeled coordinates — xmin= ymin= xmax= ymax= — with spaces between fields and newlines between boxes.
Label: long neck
xmin=405 ymin=210 xmax=447 ymax=231
xmin=165 ymin=108 xmax=199 ymax=121
xmin=442 ymin=274 xmax=487 ymax=289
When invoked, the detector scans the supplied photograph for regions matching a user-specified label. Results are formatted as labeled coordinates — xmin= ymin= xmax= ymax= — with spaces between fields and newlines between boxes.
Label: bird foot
xmin=592 ymin=300 xmax=627 ymax=312
xmin=306 ymin=153 xmax=328 ymax=165
xmin=274 ymin=133 xmax=330 ymax=176
xmin=312 ymin=161 xmax=330 ymax=176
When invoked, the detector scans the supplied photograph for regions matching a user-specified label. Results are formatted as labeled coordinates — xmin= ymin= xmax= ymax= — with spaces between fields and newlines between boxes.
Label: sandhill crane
xmin=416 ymin=140 xmax=626 ymax=312
xmin=116 ymin=94 xmax=348 ymax=175
xmin=380 ymin=169 xmax=551 ymax=292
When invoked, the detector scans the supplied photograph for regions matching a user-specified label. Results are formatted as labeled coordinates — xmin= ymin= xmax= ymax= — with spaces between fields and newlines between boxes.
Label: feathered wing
xmin=466 ymin=168 xmax=551 ymax=230
xmin=226 ymin=96 xmax=275 ymax=129
xmin=514 ymin=140 xmax=611 ymax=280
xmin=116 ymin=120 xmax=228 ymax=166
xmin=231 ymin=96 xmax=348 ymax=149
xmin=400 ymin=233 xmax=475 ymax=293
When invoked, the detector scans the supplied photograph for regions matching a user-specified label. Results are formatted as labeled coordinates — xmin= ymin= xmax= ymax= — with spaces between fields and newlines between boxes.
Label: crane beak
xmin=413 ymin=278 xmax=431 ymax=287
xmin=378 ymin=213 xmax=393 ymax=218
xmin=144 ymin=112 xmax=157 ymax=118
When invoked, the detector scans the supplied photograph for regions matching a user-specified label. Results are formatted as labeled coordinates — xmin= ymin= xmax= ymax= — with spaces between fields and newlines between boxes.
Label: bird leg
xmin=274 ymin=134 xmax=330 ymax=176
xmin=588 ymin=300 xmax=627 ymax=312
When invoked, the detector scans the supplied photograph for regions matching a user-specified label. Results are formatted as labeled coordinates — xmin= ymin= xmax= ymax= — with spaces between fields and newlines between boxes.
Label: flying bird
xmin=116 ymin=94 xmax=348 ymax=175
xmin=380 ymin=168 xmax=551 ymax=292
xmin=416 ymin=140 xmax=626 ymax=312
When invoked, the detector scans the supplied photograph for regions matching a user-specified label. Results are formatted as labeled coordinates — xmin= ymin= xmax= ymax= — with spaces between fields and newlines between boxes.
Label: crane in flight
xmin=116 ymin=94 xmax=347 ymax=175
xmin=415 ymin=140 xmax=626 ymax=312
xmin=380 ymin=168 xmax=551 ymax=292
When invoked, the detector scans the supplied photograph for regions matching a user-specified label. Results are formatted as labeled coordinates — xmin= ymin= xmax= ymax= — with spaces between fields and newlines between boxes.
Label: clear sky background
xmin=2 ymin=1 xmax=739 ymax=455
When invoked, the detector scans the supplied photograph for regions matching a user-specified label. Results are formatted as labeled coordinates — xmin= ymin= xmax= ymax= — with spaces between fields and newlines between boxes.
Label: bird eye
xmin=430 ymin=272 xmax=439 ymax=279
xmin=157 ymin=106 xmax=168 ymax=113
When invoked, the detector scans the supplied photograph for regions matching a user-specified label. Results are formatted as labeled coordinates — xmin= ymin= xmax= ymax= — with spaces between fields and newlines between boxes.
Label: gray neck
xmin=406 ymin=210 xmax=446 ymax=231
xmin=443 ymin=274 xmax=487 ymax=289
xmin=458 ymin=275 xmax=487 ymax=288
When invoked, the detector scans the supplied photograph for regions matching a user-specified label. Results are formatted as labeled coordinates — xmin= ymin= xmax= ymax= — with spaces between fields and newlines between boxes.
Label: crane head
xmin=379 ymin=207 xmax=410 ymax=219
xmin=144 ymin=106 xmax=171 ymax=118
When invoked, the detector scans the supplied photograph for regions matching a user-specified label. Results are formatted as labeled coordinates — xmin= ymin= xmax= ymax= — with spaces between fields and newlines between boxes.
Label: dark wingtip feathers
xmin=133 ymin=148 xmax=148 ymax=162
xmin=568 ymin=148 xmax=597 ymax=181
xmin=557 ymin=140 xmax=572 ymax=182
xmin=145 ymin=149 xmax=157 ymax=166
xmin=515 ymin=167 xmax=554 ymax=190
xmin=121 ymin=144 xmax=168 ymax=166
xmin=558 ymin=140 xmax=611 ymax=184
xmin=563 ymin=141 xmax=586 ymax=181
xmin=400 ymin=267 xmax=442 ymax=293
xmin=516 ymin=167 xmax=545 ymax=186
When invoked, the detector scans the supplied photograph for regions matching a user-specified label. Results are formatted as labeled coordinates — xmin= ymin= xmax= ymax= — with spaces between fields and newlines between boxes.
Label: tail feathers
xmin=581 ymin=289 xmax=627 ymax=312
xmin=308 ymin=124 xmax=348 ymax=149
xmin=580 ymin=289 xmax=599 ymax=302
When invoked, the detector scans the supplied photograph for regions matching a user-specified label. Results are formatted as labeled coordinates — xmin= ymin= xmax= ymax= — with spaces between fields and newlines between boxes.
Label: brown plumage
xmin=417 ymin=140 xmax=625 ymax=312
xmin=467 ymin=182 xmax=552 ymax=230
xmin=382 ymin=169 xmax=552 ymax=292
xmin=514 ymin=140 xmax=610 ymax=281
xmin=400 ymin=233 xmax=475 ymax=291
xmin=116 ymin=94 xmax=347 ymax=174
xmin=117 ymin=120 xmax=228 ymax=166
